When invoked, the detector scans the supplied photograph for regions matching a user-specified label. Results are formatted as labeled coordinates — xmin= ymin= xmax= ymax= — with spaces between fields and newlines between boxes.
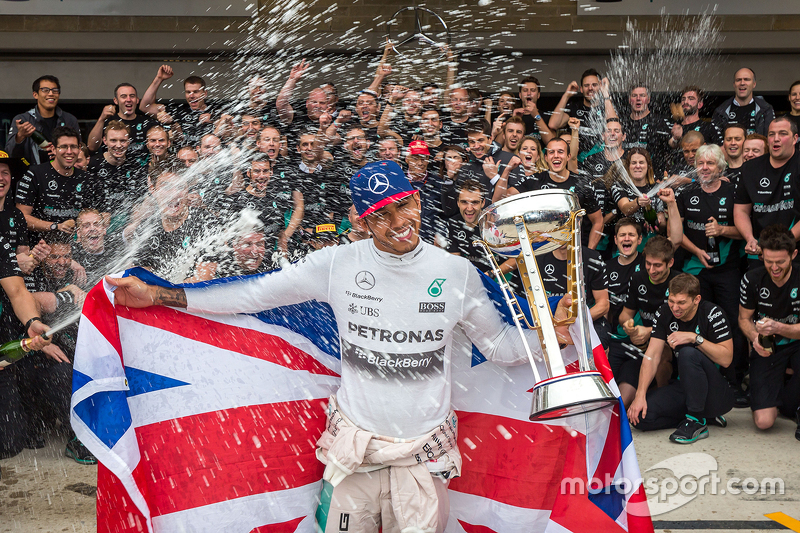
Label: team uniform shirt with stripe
xmin=186 ymin=239 xmax=537 ymax=438
xmin=651 ymin=299 xmax=731 ymax=352
xmin=740 ymin=266 xmax=800 ymax=347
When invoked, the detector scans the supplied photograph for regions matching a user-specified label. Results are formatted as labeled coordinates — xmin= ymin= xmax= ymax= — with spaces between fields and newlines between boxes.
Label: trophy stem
xmin=570 ymin=218 xmax=595 ymax=372
xmin=514 ymin=217 xmax=567 ymax=378
xmin=473 ymin=240 xmax=542 ymax=383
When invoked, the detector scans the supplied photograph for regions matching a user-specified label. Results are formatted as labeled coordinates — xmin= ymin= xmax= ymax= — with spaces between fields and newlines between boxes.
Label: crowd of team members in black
xmin=1 ymin=61 xmax=800 ymax=467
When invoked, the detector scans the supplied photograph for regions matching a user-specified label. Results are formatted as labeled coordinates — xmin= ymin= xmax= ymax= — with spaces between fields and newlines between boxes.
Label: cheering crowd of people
xmin=1 ymin=56 xmax=800 ymax=473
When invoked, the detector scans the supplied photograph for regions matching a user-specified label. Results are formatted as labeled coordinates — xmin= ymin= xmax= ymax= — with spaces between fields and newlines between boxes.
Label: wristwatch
xmin=695 ymin=334 xmax=704 ymax=346
xmin=50 ymin=222 xmax=58 ymax=231
xmin=534 ymin=114 xmax=542 ymax=121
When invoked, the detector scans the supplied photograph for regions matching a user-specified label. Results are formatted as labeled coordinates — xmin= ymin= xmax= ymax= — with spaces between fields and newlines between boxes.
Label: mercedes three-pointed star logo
xmin=385 ymin=7 xmax=450 ymax=56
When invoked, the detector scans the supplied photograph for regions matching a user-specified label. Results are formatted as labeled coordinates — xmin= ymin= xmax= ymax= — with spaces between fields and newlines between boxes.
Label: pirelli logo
xmin=419 ymin=302 xmax=446 ymax=313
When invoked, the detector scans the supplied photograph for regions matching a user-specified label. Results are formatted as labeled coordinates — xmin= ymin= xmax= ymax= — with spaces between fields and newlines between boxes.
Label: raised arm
xmin=139 ymin=65 xmax=173 ymax=116
xmin=548 ymin=81 xmax=579 ymax=131
xmin=276 ymin=59 xmax=309 ymax=126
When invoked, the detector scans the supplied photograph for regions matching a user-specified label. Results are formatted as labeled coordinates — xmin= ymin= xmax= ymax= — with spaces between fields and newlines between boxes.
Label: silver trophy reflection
xmin=475 ymin=189 xmax=617 ymax=421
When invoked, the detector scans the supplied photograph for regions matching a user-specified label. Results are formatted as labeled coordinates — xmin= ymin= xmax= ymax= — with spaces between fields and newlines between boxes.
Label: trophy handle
xmin=473 ymin=240 xmax=542 ymax=383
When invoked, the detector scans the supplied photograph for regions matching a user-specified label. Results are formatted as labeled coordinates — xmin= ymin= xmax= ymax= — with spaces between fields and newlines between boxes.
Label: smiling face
xmin=518 ymin=139 xmax=540 ymax=169
xmin=498 ymin=93 xmax=517 ymax=113
xmin=239 ymin=115 xmax=262 ymax=142
xmin=76 ymin=212 xmax=106 ymax=254
xmin=152 ymin=172 xmax=188 ymax=218
xmin=681 ymin=139 xmax=702 ymax=166
xmin=355 ymin=94 xmax=379 ymax=124
xmin=199 ymin=135 xmax=221 ymax=159
xmin=402 ymin=90 xmax=422 ymax=118
xmin=248 ymin=160 xmax=272 ymax=191
xmin=545 ymin=139 xmax=569 ymax=173
xmin=0 ymin=163 xmax=11 ymax=201
xmin=114 ymin=85 xmax=139 ymax=118
xmin=377 ymin=139 xmax=400 ymax=161
xmin=363 ymin=193 xmax=421 ymax=255
xmin=185 ymin=82 xmax=207 ymax=110
xmin=615 ymin=224 xmax=642 ymax=258
xmin=581 ymin=75 xmax=600 ymax=102
xmin=54 ymin=135 xmax=80 ymax=170
xmin=104 ymin=128 xmax=130 ymax=160
xmin=344 ymin=129 xmax=369 ymax=163
xmin=457 ymin=188 xmax=484 ymax=226
xmin=233 ymin=232 xmax=266 ymax=272
xmin=695 ymin=153 xmax=722 ymax=185
xmin=146 ymin=129 xmax=170 ymax=158
xmin=44 ymin=243 xmax=72 ymax=281
xmin=762 ymin=248 xmax=795 ymax=285
xmin=723 ymin=127 xmax=745 ymax=160
xmin=603 ymin=121 xmax=625 ymax=149
xmin=34 ymin=79 xmax=59 ymax=113
xmin=467 ymin=131 xmax=491 ymax=159
xmin=504 ymin=122 xmax=525 ymax=152
xmin=419 ymin=110 xmax=441 ymax=137
xmin=306 ymin=88 xmax=328 ymax=121
xmin=790 ymin=83 xmax=800 ymax=113
xmin=645 ymin=255 xmax=672 ymax=284
xmin=743 ymin=138 xmax=766 ymax=161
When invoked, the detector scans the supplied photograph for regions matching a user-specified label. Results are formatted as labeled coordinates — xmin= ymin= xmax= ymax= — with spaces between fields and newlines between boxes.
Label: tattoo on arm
xmin=153 ymin=287 xmax=187 ymax=308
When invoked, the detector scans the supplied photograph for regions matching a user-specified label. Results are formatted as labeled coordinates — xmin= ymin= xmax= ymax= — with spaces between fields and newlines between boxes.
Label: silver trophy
xmin=475 ymin=189 xmax=617 ymax=421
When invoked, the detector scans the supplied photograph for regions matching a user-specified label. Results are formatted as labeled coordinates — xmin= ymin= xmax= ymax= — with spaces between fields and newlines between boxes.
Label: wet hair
xmin=519 ymin=136 xmax=548 ymax=172
xmin=669 ymin=273 xmax=701 ymax=299
xmin=518 ymin=76 xmax=541 ymax=92
xmin=615 ymin=217 xmax=642 ymax=237
xmin=629 ymin=84 xmax=649 ymax=95
xmin=580 ymin=68 xmax=601 ymax=86
xmin=643 ymin=235 xmax=674 ymax=263
xmin=147 ymin=124 xmax=169 ymax=140
xmin=420 ymin=107 xmax=441 ymax=118
xmin=45 ymin=231 xmax=73 ymax=248
xmin=32 ymin=75 xmax=60 ymax=93
xmin=681 ymin=85 xmax=705 ymax=102
xmin=113 ymin=83 xmax=137 ymax=99
xmin=770 ymin=116 xmax=798 ymax=135
xmin=465 ymin=118 xmax=491 ymax=138
xmin=759 ymin=224 xmax=796 ymax=255
xmin=52 ymin=126 xmax=80 ymax=147
xmin=184 ymin=76 xmax=206 ymax=88
xmin=745 ymin=133 xmax=767 ymax=144
xmin=105 ymin=120 xmax=131 ymax=136
xmin=456 ymin=178 xmax=486 ymax=198
xmin=321 ymin=82 xmax=338 ymax=98
xmin=250 ymin=155 xmax=272 ymax=168
xmin=151 ymin=161 xmax=183 ymax=188
xmin=77 ymin=208 xmax=102 ymax=226
xmin=422 ymin=82 xmax=439 ymax=90
xmin=695 ymin=144 xmax=728 ymax=172
xmin=438 ymin=145 xmax=469 ymax=177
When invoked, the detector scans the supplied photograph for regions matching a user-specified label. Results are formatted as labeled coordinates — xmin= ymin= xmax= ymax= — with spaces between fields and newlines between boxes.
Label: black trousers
xmin=633 ymin=346 xmax=734 ymax=431
xmin=697 ymin=266 xmax=748 ymax=385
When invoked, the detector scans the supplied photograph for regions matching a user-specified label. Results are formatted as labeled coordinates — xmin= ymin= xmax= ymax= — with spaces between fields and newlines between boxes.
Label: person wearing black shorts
xmin=738 ymin=225 xmax=800 ymax=439
xmin=628 ymin=273 xmax=734 ymax=443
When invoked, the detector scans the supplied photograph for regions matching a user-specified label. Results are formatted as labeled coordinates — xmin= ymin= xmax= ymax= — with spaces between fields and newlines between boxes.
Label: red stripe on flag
xmin=625 ymin=485 xmax=656 ymax=533
xmin=83 ymin=283 xmax=124 ymax=361
xmin=593 ymin=345 xmax=614 ymax=385
xmin=591 ymin=404 xmax=622 ymax=487
xmin=250 ymin=517 xmax=304 ymax=532
xmin=97 ymin=462 xmax=147 ymax=533
xmin=131 ymin=399 xmax=327 ymax=517
xmin=448 ymin=411 xmax=576 ymax=510
xmin=116 ymin=305 xmax=339 ymax=377
xmin=457 ymin=520 xmax=499 ymax=533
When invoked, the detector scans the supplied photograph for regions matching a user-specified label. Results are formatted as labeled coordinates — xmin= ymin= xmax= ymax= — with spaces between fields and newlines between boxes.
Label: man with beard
xmin=7 ymin=75 xmax=81 ymax=166
xmin=675 ymin=144 xmax=747 ymax=406
xmin=621 ymin=85 xmax=672 ymax=175
xmin=548 ymin=68 xmax=618 ymax=161
xmin=87 ymin=83 xmax=154 ymax=156
xmin=507 ymin=138 xmax=603 ymax=249
xmin=722 ymin=124 xmax=746 ymax=185
xmin=669 ymin=86 xmax=721 ymax=151
xmin=734 ymin=117 xmax=800 ymax=269
xmin=628 ymin=274 xmax=734 ymax=443
xmin=713 ymin=68 xmax=774 ymax=136
xmin=739 ymin=225 xmax=800 ymax=438
xmin=140 ymin=66 xmax=217 ymax=148
xmin=16 ymin=127 xmax=99 ymax=243
xmin=498 ymin=115 xmax=526 ymax=156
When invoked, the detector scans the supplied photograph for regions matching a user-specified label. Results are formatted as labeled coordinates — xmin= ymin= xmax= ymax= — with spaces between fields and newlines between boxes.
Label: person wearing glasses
xmin=6 ymin=75 xmax=81 ymax=166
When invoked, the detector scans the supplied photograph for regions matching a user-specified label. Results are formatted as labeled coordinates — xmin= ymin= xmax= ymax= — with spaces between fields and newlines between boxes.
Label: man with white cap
xmin=106 ymin=160 xmax=577 ymax=533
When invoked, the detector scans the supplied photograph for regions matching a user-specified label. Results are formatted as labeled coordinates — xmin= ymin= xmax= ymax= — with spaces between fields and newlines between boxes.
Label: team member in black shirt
xmin=16 ymin=127 xmax=100 ymax=243
xmin=734 ymin=117 xmax=800 ymax=268
xmin=606 ymin=218 xmax=645 ymax=335
xmin=628 ymin=273 xmax=734 ymax=443
xmin=507 ymin=138 xmax=604 ymax=249
xmin=72 ymin=209 xmax=116 ymax=288
xmin=621 ymin=85 xmax=672 ymax=175
xmin=86 ymin=83 xmax=154 ymax=155
xmin=738 ymin=225 xmax=800 ymax=438
xmin=614 ymin=236 xmax=679 ymax=405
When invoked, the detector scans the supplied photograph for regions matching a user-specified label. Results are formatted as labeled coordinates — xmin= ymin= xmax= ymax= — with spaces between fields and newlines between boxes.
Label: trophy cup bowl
xmin=478 ymin=189 xmax=617 ymax=421
xmin=479 ymin=189 xmax=580 ymax=257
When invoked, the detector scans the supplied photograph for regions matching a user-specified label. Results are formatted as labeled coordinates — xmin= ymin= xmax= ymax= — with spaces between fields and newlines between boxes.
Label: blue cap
xmin=349 ymin=160 xmax=416 ymax=218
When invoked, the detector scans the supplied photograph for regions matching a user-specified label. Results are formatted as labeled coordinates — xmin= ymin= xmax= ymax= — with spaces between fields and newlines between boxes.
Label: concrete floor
xmin=0 ymin=408 xmax=797 ymax=533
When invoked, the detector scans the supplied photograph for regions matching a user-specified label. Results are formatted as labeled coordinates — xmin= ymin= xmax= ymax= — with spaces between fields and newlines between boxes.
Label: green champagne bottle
xmin=30 ymin=130 xmax=50 ymax=149
xmin=643 ymin=206 xmax=658 ymax=225
xmin=0 ymin=338 xmax=33 ymax=368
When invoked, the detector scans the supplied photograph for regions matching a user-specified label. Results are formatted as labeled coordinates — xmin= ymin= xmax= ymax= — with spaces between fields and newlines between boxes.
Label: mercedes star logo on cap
xmin=368 ymin=173 xmax=390 ymax=194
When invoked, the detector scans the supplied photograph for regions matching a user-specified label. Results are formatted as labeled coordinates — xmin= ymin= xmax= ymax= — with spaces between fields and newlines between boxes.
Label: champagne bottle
xmin=0 ymin=338 xmax=33 ymax=368
xmin=643 ymin=206 xmax=658 ymax=225
xmin=30 ymin=130 xmax=50 ymax=149
xmin=759 ymin=333 xmax=775 ymax=354
xmin=706 ymin=236 xmax=721 ymax=266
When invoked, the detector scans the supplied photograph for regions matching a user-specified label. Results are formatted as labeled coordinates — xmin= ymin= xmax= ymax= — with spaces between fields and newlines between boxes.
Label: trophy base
xmin=530 ymin=371 xmax=618 ymax=421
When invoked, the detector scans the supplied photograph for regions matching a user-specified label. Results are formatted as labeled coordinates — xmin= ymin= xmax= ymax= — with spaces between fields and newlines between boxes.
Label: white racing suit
xmin=185 ymin=239 xmax=545 ymax=532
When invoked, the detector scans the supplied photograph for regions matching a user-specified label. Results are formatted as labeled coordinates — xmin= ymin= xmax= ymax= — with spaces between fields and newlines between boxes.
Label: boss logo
xmin=419 ymin=302 xmax=446 ymax=313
